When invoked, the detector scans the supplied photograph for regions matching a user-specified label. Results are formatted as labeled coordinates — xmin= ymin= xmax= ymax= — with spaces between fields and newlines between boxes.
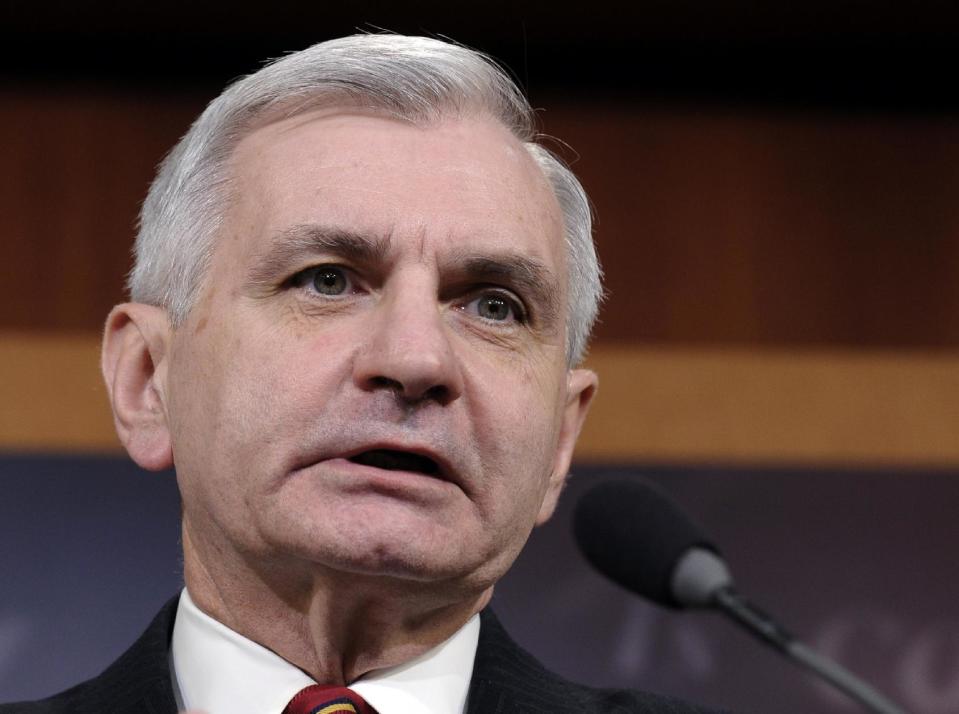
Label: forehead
xmin=221 ymin=108 xmax=566 ymax=274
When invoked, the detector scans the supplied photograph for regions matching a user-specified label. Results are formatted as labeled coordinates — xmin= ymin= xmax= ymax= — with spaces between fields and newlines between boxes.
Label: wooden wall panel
xmin=2 ymin=89 xmax=958 ymax=349
xmin=0 ymin=89 xmax=203 ymax=329
xmin=538 ymin=107 xmax=959 ymax=347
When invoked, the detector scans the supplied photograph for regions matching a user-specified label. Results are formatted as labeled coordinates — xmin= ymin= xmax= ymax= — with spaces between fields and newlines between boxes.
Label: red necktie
xmin=283 ymin=684 xmax=379 ymax=714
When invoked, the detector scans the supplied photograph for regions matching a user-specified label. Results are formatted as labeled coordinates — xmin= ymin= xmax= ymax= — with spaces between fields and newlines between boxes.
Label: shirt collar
xmin=171 ymin=588 xmax=479 ymax=714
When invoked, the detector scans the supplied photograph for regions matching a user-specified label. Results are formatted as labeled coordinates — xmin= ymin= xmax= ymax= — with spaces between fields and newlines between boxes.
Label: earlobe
xmin=535 ymin=368 xmax=598 ymax=525
xmin=101 ymin=303 xmax=175 ymax=471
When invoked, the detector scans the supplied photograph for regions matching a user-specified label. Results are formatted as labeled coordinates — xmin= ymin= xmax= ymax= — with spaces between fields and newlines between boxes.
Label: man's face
xmin=160 ymin=109 xmax=595 ymax=596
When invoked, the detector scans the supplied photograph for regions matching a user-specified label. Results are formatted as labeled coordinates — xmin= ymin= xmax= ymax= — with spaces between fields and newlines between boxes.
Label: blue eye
xmin=293 ymin=265 xmax=352 ymax=296
xmin=478 ymin=295 xmax=511 ymax=321
xmin=466 ymin=291 xmax=525 ymax=324
xmin=312 ymin=267 xmax=347 ymax=295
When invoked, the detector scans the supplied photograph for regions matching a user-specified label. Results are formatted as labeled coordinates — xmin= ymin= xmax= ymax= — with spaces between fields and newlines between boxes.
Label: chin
xmin=289 ymin=533 xmax=491 ymax=589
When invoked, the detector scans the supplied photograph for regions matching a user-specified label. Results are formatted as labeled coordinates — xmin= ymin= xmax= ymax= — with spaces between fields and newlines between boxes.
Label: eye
xmin=464 ymin=291 xmax=526 ymax=324
xmin=292 ymin=265 xmax=353 ymax=296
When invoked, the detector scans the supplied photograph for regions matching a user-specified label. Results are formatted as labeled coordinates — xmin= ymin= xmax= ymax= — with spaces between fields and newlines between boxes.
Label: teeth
xmin=349 ymin=449 xmax=439 ymax=475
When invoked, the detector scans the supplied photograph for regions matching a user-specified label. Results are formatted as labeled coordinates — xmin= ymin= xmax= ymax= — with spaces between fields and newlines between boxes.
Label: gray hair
xmin=130 ymin=34 xmax=602 ymax=364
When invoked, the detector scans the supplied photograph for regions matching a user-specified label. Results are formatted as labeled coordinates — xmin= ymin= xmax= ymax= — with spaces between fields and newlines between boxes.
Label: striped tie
xmin=283 ymin=684 xmax=379 ymax=714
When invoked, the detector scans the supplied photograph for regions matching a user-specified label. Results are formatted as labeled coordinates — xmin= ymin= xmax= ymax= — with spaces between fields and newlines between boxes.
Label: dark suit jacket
xmin=0 ymin=599 xmax=724 ymax=714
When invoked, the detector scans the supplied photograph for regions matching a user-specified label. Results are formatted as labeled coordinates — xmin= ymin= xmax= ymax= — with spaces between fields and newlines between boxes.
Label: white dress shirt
xmin=170 ymin=589 xmax=479 ymax=714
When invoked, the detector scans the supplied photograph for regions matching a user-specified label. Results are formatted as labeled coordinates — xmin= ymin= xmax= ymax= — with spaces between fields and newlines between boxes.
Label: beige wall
xmin=4 ymin=334 xmax=958 ymax=467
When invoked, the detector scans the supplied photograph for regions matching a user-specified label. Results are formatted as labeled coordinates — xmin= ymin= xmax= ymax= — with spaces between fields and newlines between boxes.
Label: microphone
xmin=573 ymin=479 xmax=907 ymax=714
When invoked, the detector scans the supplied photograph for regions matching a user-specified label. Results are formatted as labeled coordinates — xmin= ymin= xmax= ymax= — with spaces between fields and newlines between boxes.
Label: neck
xmin=181 ymin=523 xmax=492 ymax=684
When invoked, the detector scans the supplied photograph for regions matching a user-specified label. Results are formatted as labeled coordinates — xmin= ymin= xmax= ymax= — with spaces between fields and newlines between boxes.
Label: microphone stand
xmin=712 ymin=588 xmax=908 ymax=714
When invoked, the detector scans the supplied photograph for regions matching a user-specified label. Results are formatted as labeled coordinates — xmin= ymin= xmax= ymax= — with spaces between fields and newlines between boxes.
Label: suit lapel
xmin=70 ymin=597 xmax=180 ymax=714
xmin=467 ymin=609 xmax=578 ymax=714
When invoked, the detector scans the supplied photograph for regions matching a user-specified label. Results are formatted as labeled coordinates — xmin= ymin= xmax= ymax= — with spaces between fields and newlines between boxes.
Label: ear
xmin=101 ymin=303 xmax=174 ymax=471
xmin=535 ymin=368 xmax=598 ymax=525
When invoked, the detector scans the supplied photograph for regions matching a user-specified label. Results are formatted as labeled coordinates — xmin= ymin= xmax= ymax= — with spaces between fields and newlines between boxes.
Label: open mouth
xmin=347 ymin=449 xmax=441 ymax=476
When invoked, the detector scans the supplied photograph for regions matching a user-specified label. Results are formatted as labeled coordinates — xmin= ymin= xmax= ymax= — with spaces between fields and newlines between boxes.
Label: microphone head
xmin=573 ymin=478 xmax=730 ymax=608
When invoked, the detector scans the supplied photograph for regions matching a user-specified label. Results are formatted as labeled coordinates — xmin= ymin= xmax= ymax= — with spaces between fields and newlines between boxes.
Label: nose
xmin=353 ymin=286 xmax=464 ymax=406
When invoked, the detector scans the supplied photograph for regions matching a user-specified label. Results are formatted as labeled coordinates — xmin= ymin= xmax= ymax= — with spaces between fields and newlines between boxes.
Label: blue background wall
xmin=3 ymin=456 xmax=956 ymax=713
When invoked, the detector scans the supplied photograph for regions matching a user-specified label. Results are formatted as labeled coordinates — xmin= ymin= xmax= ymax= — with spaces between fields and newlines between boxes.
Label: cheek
xmin=170 ymin=325 xmax=333 ymax=543
xmin=169 ymin=323 xmax=283 ymax=477
xmin=466 ymin=353 xmax=566 ymax=513
xmin=218 ymin=336 xmax=321 ymax=450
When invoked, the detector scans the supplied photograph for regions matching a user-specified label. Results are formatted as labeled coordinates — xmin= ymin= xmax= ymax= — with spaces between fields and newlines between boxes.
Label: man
xmin=3 ymin=35 xmax=721 ymax=714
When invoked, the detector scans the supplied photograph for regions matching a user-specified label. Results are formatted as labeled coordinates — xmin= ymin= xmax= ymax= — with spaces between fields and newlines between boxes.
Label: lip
xmin=293 ymin=440 xmax=464 ymax=492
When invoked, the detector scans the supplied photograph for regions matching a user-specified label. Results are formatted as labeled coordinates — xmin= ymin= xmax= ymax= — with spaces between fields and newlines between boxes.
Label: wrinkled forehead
xmin=220 ymin=107 xmax=568 ymax=280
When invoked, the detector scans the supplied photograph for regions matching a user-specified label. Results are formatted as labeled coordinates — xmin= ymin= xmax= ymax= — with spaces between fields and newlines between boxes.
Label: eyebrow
xmin=246 ymin=224 xmax=390 ymax=288
xmin=246 ymin=222 xmax=563 ymax=327
xmin=448 ymin=251 xmax=561 ymax=328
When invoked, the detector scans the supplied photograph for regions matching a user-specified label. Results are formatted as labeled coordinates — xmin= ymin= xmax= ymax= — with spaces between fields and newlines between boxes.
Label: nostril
xmin=369 ymin=375 xmax=403 ymax=391
xmin=353 ymin=333 xmax=464 ymax=404
xmin=362 ymin=375 xmax=452 ymax=405
xmin=422 ymin=384 xmax=451 ymax=404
